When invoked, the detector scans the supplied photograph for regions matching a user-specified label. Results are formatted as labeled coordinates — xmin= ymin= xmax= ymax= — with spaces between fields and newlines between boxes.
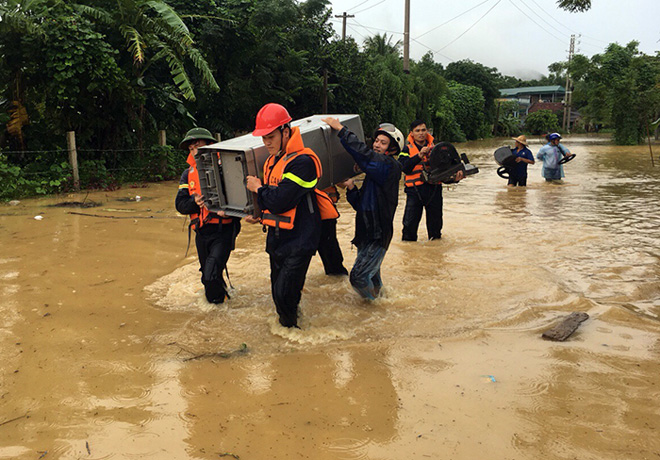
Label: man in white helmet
xmin=322 ymin=117 xmax=403 ymax=300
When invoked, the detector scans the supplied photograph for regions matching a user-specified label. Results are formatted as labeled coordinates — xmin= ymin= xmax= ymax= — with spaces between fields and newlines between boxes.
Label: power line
xmin=435 ymin=0 xmax=503 ymax=53
xmin=516 ymin=0 xmax=569 ymax=39
xmin=346 ymin=24 xmax=368 ymax=41
xmin=525 ymin=0 xmax=609 ymax=45
xmin=352 ymin=18 xmax=402 ymax=36
xmin=414 ymin=0 xmax=493 ymax=40
xmin=345 ymin=0 xmax=376 ymax=12
xmin=506 ymin=0 xmax=565 ymax=44
xmin=411 ymin=38 xmax=454 ymax=63
xmin=353 ymin=0 xmax=387 ymax=15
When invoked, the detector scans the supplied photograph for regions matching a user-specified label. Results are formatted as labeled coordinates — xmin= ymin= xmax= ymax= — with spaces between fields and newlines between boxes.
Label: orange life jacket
xmin=185 ymin=152 xmax=233 ymax=229
xmin=261 ymin=127 xmax=338 ymax=230
xmin=402 ymin=132 xmax=434 ymax=187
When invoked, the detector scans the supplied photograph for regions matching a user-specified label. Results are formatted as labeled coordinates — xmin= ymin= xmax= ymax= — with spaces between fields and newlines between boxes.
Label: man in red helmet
xmin=245 ymin=103 xmax=322 ymax=328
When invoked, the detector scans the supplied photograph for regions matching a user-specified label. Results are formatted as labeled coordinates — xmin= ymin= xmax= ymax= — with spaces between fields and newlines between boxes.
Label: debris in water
xmin=34 ymin=215 xmax=43 ymax=220
xmin=182 ymin=343 xmax=249 ymax=362
xmin=542 ymin=311 xmax=589 ymax=341
xmin=8 ymin=200 xmax=20 ymax=206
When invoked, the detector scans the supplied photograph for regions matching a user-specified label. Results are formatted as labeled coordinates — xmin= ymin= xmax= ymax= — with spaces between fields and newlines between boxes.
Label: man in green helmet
xmin=175 ymin=128 xmax=241 ymax=304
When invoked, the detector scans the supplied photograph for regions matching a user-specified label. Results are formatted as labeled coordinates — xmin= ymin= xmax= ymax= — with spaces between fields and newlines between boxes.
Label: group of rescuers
xmin=176 ymin=103 xmax=572 ymax=328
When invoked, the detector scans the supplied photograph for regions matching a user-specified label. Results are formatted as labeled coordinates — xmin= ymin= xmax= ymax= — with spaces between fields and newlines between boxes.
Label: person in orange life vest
xmin=175 ymin=127 xmax=241 ymax=304
xmin=245 ymin=103 xmax=322 ymax=328
xmin=316 ymin=185 xmax=349 ymax=276
xmin=322 ymin=117 xmax=403 ymax=300
xmin=398 ymin=120 xmax=463 ymax=241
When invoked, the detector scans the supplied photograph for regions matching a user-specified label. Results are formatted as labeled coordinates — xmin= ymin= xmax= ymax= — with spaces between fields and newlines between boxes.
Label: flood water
xmin=1 ymin=134 xmax=659 ymax=459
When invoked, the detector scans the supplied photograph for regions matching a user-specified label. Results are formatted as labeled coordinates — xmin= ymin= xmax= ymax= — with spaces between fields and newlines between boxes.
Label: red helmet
xmin=252 ymin=103 xmax=292 ymax=136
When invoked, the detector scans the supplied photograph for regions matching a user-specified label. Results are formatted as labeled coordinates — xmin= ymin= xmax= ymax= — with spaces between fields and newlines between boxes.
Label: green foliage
xmin=556 ymin=0 xmax=591 ymax=13
xmin=569 ymin=42 xmax=660 ymax=144
xmin=433 ymin=96 xmax=465 ymax=143
xmin=524 ymin=109 xmax=560 ymax=134
xmin=448 ymin=82 xmax=488 ymax=140
xmin=444 ymin=60 xmax=501 ymax=122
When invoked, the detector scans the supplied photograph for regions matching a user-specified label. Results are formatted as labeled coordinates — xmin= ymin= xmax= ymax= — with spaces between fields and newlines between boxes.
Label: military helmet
xmin=179 ymin=127 xmax=216 ymax=149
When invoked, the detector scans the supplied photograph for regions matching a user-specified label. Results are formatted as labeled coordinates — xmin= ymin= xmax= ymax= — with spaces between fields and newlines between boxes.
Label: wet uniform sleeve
xmin=337 ymin=127 xmax=394 ymax=186
xmin=257 ymin=155 xmax=318 ymax=215
xmin=175 ymin=169 xmax=200 ymax=215
xmin=398 ymin=145 xmax=423 ymax=175
xmin=345 ymin=186 xmax=360 ymax=211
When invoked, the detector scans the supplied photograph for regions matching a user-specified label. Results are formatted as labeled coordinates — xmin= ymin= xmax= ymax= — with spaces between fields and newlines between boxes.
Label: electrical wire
xmin=411 ymin=38 xmax=454 ymax=63
xmin=435 ymin=0 xmax=503 ymax=52
xmin=345 ymin=0 xmax=376 ymax=13
xmin=352 ymin=0 xmax=387 ymax=15
xmin=526 ymin=0 xmax=609 ymax=45
xmin=352 ymin=18 xmax=402 ymax=36
xmin=506 ymin=0 xmax=565 ymax=44
xmin=414 ymin=0 xmax=493 ymax=40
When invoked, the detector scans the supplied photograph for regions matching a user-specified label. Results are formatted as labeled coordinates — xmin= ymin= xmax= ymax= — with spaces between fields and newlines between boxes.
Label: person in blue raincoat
xmin=537 ymin=133 xmax=573 ymax=181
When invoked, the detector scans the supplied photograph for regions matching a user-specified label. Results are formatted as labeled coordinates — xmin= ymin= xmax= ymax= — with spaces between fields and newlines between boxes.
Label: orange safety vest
xmin=184 ymin=152 xmax=233 ymax=229
xmin=402 ymin=132 xmax=434 ymax=187
xmin=323 ymin=185 xmax=340 ymax=204
xmin=261 ymin=128 xmax=338 ymax=230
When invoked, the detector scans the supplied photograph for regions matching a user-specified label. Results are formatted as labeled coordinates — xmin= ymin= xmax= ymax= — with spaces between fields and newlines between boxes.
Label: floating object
xmin=135 ymin=195 xmax=142 ymax=202
xmin=424 ymin=142 xmax=478 ymax=184
xmin=195 ymin=114 xmax=364 ymax=218
xmin=494 ymin=146 xmax=517 ymax=179
xmin=542 ymin=311 xmax=589 ymax=341
xmin=34 ymin=215 xmax=43 ymax=220
xmin=8 ymin=200 xmax=20 ymax=206
xmin=481 ymin=375 xmax=497 ymax=383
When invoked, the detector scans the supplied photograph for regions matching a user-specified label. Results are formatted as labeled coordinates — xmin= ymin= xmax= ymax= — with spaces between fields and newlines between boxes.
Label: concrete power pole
xmin=335 ymin=12 xmax=354 ymax=41
xmin=403 ymin=0 xmax=410 ymax=73
xmin=562 ymin=34 xmax=575 ymax=132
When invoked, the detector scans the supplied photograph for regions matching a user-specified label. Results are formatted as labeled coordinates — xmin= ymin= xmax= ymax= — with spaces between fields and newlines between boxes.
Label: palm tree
xmin=363 ymin=33 xmax=402 ymax=58
xmin=76 ymin=0 xmax=219 ymax=101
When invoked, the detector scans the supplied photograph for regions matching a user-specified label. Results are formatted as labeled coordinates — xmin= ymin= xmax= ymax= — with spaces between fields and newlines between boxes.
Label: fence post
xmin=158 ymin=130 xmax=168 ymax=176
xmin=215 ymin=133 xmax=222 ymax=142
xmin=66 ymin=131 xmax=80 ymax=191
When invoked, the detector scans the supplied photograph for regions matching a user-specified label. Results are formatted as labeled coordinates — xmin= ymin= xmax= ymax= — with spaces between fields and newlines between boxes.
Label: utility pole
xmin=335 ymin=12 xmax=354 ymax=41
xmin=403 ymin=0 xmax=410 ymax=73
xmin=562 ymin=34 xmax=575 ymax=132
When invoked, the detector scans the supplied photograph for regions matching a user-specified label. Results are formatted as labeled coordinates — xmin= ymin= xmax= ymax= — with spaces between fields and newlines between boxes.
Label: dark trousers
xmin=195 ymin=226 xmax=236 ymax=304
xmin=350 ymin=241 xmax=387 ymax=300
xmin=402 ymin=184 xmax=443 ymax=241
xmin=317 ymin=219 xmax=348 ymax=275
xmin=507 ymin=174 xmax=528 ymax=186
xmin=269 ymin=252 xmax=314 ymax=328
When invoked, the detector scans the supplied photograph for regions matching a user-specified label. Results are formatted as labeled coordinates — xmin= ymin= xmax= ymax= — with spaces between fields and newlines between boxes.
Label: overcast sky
xmin=327 ymin=0 xmax=660 ymax=80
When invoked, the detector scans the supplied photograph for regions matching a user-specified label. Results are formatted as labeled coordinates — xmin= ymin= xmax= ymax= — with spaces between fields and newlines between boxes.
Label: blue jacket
xmin=337 ymin=127 xmax=402 ymax=249
xmin=510 ymin=146 xmax=534 ymax=177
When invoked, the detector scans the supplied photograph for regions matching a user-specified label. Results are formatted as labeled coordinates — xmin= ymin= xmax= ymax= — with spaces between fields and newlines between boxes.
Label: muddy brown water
xmin=1 ymin=135 xmax=659 ymax=459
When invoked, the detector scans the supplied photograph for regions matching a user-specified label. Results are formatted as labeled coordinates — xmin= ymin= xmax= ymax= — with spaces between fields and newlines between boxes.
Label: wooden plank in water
xmin=542 ymin=312 xmax=589 ymax=341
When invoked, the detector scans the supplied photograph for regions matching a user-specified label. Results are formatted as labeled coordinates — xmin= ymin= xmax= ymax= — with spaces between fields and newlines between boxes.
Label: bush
xmin=524 ymin=109 xmax=560 ymax=135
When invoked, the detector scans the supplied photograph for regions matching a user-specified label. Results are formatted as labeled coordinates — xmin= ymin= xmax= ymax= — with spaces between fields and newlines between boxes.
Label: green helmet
xmin=179 ymin=127 xmax=216 ymax=149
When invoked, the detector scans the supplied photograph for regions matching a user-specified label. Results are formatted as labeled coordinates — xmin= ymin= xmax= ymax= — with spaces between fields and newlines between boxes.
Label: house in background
xmin=499 ymin=85 xmax=566 ymax=118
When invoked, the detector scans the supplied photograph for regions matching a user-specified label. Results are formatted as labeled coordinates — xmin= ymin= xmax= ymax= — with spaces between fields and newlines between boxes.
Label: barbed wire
xmin=1 ymin=147 xmax=161 ymax=155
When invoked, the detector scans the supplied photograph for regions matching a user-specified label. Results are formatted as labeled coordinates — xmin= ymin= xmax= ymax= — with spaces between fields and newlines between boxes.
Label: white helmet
xmin=374 ymin=123 xmax=404 ymax=154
